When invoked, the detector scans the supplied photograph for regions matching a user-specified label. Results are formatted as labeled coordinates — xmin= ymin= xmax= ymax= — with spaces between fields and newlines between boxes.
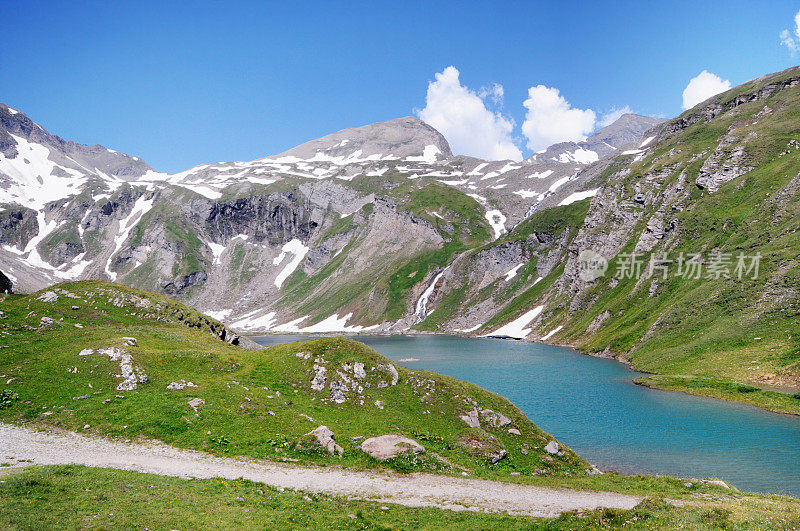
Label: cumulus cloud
xmin=681 ymin=70 xmax=731 ymax=110
xmin=521 ymin=85 xmax=596 ymax=152
xmin=780 ymin=9 xmax=800 ymax=54
xmin=416 ymin=67 xmax=522 ymax=161
xmin=597 ymin=105 xmax=633 ymax=128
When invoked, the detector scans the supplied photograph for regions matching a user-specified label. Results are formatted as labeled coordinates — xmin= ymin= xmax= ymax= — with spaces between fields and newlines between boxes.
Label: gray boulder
xmin=298 ymin=425 xmax=343 ymax=457
xmin=544 ymin=441 xmax=560 ymax=455
xmin=361 ymin=434 xmax=425 ymax=461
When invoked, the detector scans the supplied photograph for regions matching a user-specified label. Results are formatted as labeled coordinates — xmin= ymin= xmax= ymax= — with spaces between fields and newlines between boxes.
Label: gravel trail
xmin=0 ymin=423 xmax=642 ymax=517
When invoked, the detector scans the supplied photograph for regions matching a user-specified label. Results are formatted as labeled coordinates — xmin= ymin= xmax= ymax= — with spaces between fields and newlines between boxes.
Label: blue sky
xmin=3 ymin=1 xmax=799 ymax=172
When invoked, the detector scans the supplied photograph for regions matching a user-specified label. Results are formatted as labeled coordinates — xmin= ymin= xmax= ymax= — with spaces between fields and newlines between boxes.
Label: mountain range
xmin=1 ymin=66 xmax=799 ymax=402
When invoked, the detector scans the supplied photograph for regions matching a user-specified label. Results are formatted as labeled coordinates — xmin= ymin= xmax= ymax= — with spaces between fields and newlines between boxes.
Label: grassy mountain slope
xmin=0 ymin=281 xmax=587 ymax=480
xmin=498 ymin=67 xmax=800 ymax=413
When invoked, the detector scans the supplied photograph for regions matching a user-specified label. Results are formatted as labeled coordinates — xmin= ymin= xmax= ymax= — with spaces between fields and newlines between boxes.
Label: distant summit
xmin=273 ymin=116 xmax=453 ymax=162
xmin=524 ymin=113 xmax=664 ymax=166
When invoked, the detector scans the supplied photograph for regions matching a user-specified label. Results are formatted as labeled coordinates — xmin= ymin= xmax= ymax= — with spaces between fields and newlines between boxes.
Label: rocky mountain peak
xmin=524 ymin=113 xmax=664 ymax=167
xmin=0 ymin=102 xmax=155 ymax=182
xmin=271 ymin=116 xmax=453 ymax=162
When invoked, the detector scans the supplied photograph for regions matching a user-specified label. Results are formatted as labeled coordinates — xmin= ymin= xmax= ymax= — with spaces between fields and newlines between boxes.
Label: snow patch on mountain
xmin=485 ymin=210 xmax=507 ymax=239
xmin=559 ymin=189 xmax=598 ymax=206
xmin=273 ymin=239 xmax=309 ymax=288
xmin=0 ymin=134 xmax=87 ymax=209
xmin=105 ymin=195 xmax=156 ymax=281
xmin=406 ymin=145 xmax=442 ymax=164
xmin=504 ymin=263 xmax=524 ymax=281
xmin=484 ymin=305 xmax=544 ymax=339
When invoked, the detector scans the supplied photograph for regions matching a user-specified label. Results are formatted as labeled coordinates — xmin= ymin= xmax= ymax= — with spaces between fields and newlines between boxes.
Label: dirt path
xmin=0 ymin=423 xmax=642 ymax=517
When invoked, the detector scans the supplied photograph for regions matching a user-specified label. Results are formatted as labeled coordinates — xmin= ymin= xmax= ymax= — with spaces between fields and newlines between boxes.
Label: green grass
xmin=2 ymin=466 xmax=799 ymax=530
xmin=0 ymin=281 xmax=589 ymax=481
xmin=3 ymin=281 xmax=800 ymax=527
xmin=636 ymin=375 xmax=800 ymax=415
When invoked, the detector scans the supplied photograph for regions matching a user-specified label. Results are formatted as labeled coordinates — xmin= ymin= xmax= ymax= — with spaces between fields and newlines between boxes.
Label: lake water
xmin=253 ymin=334 xmax=800 ymax=497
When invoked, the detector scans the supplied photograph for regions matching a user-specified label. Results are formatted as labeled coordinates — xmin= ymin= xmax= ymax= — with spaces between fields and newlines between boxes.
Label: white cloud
xmin=780 ymin=9 xmax=800 ymax=53
xmin=417 ymin=66 xmax=522 ymax=161
xmin=478 ymin=83 xmax=504 ymax=106
xmin=597 ymin=105 xmax=633 ymax=128
xmin=521 ymin=85 xmax=596 ymax=152
xmin=681 ymin=70 xmax=731 ymax=110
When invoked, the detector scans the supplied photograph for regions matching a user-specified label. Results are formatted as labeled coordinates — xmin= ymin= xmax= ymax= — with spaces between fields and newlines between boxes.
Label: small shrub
xmin=0 ymin=389 xmax=19 ymax=409
xmin=736 ymin=385 xmax=758 ymax=393
xmin=792 ymin=392 xmax=800 ymax=400
xmin=210 ymin=435 xmax=230 ymax=447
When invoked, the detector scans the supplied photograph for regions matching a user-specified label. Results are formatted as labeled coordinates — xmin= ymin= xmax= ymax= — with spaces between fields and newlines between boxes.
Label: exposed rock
xmin=329 ymin=381 xmax=347 ymax=403
xmin=544 ymin=441 xmax=560 ymax=455
xmin=360 ymin=434 xmax=425 ymax=461
xmin=508 ymin=428 xmax=521 ymax=435
xmin=36 ymin=291 xmax=58 ymax=302
xmin=167 ymin=380 xmax=198 ymax=390
xmin=481 ymin=409 xmax=512 ymax=428
xmin=162 ymin=270 xmax=208 ymax=296
xmin=459 ymin=409 xmax=481 ymax=428
xmin=378 ymin=363 xmax=399 ymax=386
xmin=459 ymin=407 xmax=512 ymax=429
xmin=696 ymin=134 xmax=751 ymax=192
xmin=82 ymin=346 xmax=149 ymax=391
xmin=310 ymin=364 xmax=327 ymax=391
xmin=457 ymin=435 xmax=507 ymax=464
xmin=188 ymin=398 xmax=205 ymax=411
xmin=121 ymin=337 xmax=137 ymax=347
xmin=587 ymin=466 xmax=603 ymax=475
xmin=298 ymin=425 xmax=343 ymax=457
xmin=703 ymin=479 xmax=732 ymax=489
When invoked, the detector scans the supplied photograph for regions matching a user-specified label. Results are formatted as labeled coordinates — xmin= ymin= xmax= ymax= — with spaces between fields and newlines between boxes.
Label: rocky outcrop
xmin=695 ymin=134 xmax=752 ymax=193
xmin=297 ymin=425 xmax=344 ymax=457
xmin=0 ymin=207 xmax=38 ymax=250
xmin=663 ymin=71 xmax=800 ymax=138
xmin=360 ymin=434 xmax=425 ymax=461
xmin=457 ymin=435 xmax=508 ymax=464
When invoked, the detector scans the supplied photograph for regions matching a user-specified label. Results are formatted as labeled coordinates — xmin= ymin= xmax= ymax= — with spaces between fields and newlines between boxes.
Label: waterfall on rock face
xmin=414 ymin=267 xmax=449 ymax=323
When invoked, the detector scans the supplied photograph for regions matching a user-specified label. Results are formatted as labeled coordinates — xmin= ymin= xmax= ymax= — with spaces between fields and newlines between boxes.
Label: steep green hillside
xmin=414 ymin=198 xmax=590 ymax=333
xmin=516 ymin=67 xmax=800 ymax=413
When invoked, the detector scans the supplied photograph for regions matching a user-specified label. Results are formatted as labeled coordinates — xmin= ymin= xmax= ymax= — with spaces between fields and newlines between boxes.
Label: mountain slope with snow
xmin=0 ymin=98 xmax=659 ymax=334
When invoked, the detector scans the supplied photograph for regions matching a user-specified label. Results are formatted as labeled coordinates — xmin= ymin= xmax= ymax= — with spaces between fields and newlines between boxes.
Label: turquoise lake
xmin=252 ymin=334 xmax=800 ymax=497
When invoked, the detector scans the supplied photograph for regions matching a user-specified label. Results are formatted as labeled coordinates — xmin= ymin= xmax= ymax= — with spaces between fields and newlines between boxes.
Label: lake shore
xmin=248 ymin=330 xmax=800 ymax=417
